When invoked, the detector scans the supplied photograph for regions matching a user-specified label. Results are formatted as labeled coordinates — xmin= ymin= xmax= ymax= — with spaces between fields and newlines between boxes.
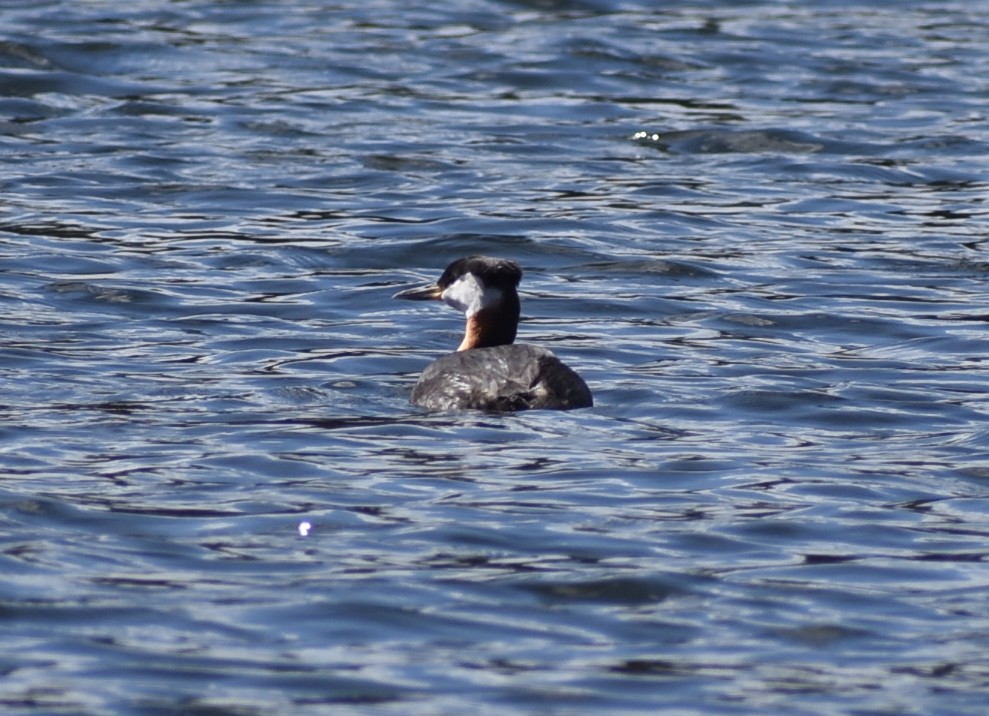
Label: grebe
xmin=394 ymin=256 xmax=593 ymax=411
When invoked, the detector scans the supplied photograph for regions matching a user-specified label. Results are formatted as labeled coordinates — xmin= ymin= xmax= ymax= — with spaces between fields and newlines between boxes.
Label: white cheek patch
xmin=441 ymin=273 xmax=501 ymax=317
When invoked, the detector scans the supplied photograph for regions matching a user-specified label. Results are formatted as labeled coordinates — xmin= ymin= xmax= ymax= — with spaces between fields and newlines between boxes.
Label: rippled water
xmin=2 ymin=1 xmax=989 ymax=713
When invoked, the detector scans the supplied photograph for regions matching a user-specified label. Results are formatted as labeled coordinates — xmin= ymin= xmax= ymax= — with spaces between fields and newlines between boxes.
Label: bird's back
xmin=411 ymin=343 xmax=592 ymax=411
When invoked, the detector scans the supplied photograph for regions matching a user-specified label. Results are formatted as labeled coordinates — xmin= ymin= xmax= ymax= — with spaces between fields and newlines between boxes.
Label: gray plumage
xmin=411 ymin=344 xmax=593 ymax=411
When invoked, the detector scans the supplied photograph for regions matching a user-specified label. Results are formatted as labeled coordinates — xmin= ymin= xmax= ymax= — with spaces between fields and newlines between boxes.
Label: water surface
xmin=2 ymin=1 xmax=989 ymax=713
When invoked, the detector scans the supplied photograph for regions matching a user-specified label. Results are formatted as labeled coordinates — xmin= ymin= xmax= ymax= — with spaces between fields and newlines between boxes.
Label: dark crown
xmin=437 ymin=256 xmax=522 ymax=291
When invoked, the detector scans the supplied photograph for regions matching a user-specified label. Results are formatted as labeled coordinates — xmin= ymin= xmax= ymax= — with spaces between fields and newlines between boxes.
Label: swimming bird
xmin=394 ymin=256 xmax=593 ymax=411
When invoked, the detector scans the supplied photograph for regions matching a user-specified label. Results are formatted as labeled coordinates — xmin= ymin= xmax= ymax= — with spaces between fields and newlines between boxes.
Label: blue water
xmin=2 ymin=1 xmax=989 ymax=713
